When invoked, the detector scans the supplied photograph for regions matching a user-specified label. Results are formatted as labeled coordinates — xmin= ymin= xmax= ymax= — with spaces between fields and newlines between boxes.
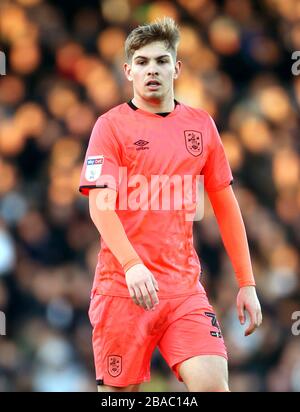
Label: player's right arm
xmin=89 ymin=188 xmax=159 ymax=310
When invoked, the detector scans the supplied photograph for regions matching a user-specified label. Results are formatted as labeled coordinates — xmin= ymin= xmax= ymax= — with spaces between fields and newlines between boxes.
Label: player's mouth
xmin=145 ymin=79 xmax=161 ymax=90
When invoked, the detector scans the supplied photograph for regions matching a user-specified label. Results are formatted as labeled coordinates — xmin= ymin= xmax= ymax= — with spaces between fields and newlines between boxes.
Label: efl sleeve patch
xmin=85 ymin=155 xmax=104 ymax=182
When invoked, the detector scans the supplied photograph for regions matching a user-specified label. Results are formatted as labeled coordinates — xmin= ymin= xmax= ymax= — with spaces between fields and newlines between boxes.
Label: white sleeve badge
xmin=85 ymin=155 xmax=104 ymax=182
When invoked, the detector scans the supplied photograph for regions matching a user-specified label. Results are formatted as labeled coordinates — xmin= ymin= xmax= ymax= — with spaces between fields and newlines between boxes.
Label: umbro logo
xmin=134 ymin=139 xmax=150 ymax=150
xmin=134 ymin=139 xmax=149 ymax=146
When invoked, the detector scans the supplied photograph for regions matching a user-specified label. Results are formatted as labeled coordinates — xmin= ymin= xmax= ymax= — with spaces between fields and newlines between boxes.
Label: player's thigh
xmin=98 ymin=384 xmax=140 ymax=392
xmin=90 ymin=294 xmax=162 ymax=387
xmin=179 ymin=355 xmax=229 ymax=392
xmin=158 ymin=295 xmax=227 ymax=367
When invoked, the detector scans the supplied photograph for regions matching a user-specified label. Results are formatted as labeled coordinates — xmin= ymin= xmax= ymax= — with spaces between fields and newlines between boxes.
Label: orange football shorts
xmin=88 ymin=291 xmax=228 ymax=387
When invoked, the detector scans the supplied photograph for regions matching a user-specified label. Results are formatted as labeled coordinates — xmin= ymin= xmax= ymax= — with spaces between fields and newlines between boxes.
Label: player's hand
xmin=236 ymin=286 xmax=262 ymax=336
xmin=125 ymin=263 xmax=159 ymax=311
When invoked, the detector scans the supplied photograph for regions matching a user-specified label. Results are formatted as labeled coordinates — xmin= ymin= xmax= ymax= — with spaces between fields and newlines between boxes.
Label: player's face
xmin=124 ymin=41 xmax=181 ymax=102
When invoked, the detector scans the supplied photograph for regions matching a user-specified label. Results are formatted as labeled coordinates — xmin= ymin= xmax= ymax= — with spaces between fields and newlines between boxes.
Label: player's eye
xmin=137 ymin=61 xmax=146 ymax=65
xmin=158 ymin=60 xmax=167 ymax=64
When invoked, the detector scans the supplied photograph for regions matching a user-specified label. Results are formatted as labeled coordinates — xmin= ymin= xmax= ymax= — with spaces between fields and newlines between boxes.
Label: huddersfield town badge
xmin=108 ymin=355 xmax=122 ymax=377
xmin=184 ymin=130 xmax=203 ymax=157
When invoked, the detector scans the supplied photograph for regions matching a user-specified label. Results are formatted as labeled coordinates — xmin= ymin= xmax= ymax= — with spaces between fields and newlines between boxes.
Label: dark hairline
xmin=126 ymin=42 xmax=177 ymax=64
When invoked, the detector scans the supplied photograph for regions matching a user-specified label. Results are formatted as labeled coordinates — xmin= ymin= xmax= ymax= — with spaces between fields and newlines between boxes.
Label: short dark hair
xmin=125 ymin=17 xmax=180 ymax=62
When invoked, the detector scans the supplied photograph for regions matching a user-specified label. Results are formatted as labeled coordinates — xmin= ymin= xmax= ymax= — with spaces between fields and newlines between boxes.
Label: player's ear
xmin=123 ymin=63 xmax=133 ymax=81
xmin=173 ymin=60 xmax=182 ymax=80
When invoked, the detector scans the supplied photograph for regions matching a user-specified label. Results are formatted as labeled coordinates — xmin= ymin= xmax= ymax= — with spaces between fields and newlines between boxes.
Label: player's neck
xmin=131 ymin=95 xmax=175 ymax=114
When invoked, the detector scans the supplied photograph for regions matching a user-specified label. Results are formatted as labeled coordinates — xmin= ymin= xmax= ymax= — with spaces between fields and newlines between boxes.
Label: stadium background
xmin=0 ymin=0 xmax=300 ymax=392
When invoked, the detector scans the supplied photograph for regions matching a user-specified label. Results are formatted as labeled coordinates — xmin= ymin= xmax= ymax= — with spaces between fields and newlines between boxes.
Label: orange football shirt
xmin=79 ymin=101 xmax=233 ymax=298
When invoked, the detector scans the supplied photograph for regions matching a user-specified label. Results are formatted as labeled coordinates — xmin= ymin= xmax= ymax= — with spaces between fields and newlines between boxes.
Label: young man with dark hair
xmin=79 ymin=17 xmax=262 ymax=392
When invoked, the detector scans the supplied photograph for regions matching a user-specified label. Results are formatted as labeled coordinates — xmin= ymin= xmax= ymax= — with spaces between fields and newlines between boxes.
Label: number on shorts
xmin=204 ymin=311 xmax=222 ymax=338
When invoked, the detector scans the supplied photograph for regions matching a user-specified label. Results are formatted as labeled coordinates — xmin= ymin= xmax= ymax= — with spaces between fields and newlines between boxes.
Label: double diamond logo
xmin=134 ymin=140 xmax=150 ymax=150
xmin=134 ymin=140 xmax=149 ymax=147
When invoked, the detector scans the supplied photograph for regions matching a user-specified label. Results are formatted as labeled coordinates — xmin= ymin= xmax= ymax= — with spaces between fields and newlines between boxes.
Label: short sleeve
xmin=202 ymin=115 xmax=233 ymax=192
xmin=79 ymin=116 xmax=121 ymax=196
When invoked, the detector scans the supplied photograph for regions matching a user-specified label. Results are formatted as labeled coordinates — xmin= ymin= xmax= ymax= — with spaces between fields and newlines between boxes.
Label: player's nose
xmin=147 ymin=66 xmax=159 ymax=76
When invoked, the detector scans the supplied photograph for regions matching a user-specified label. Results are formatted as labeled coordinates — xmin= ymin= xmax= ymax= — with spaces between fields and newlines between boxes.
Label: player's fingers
xmin=139 ymin=285 xmax=151 ymax=310
xmin=152 ymin=275 xmax=159 ymax=292
xmin=134 ymin=286 xmax=146 ymax=308
xmin=256 ymin=309 xmax=263 ymax=327
xmin=237 ymin=303 xmax=245 ymax=325
xmin=245 ymin=311 xmax=256 ymax=336
xmin=145 ymin=281 xmax=159 ymax=308
xmin=128 ymin=286 xmax=139 ymax=306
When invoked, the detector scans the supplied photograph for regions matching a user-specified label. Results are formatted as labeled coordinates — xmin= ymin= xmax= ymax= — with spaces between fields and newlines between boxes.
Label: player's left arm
xmin=207 ymin=185 xmax=262 ymax=336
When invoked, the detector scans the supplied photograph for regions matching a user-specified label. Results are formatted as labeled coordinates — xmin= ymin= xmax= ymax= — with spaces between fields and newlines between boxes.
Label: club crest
xmin=108 ymin=355 xmax=122 ymax=377
xmin=184 ymin=130 xmax=203 ymax=157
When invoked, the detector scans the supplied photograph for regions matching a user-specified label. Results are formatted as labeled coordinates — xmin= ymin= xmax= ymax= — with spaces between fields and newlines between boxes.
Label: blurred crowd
xmin=0 ymin=0 xmax=300 ymax=392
